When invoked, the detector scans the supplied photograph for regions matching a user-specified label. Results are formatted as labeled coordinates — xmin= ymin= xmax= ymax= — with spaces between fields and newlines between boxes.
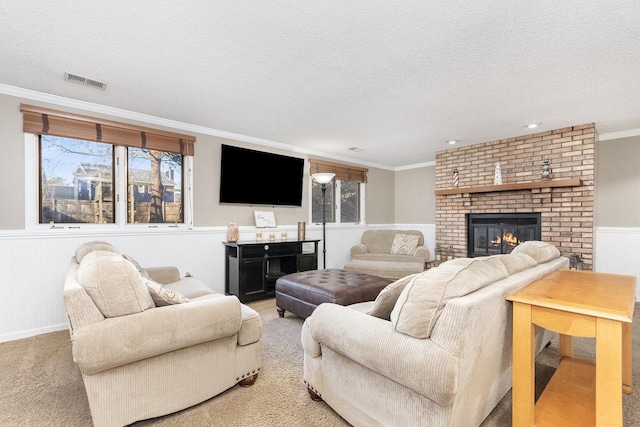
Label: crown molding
xmin=599 ymin=128 xmax=640 ymax=141
xmin=0 ymin=83 xmax=395 ymax=171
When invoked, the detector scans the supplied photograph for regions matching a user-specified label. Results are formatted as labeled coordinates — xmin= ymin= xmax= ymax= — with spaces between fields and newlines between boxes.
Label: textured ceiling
xmin=1 ymin=1 xmax=639 ymax=168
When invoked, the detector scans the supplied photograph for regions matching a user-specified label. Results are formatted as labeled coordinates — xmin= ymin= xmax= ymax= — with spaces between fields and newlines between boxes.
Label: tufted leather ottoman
xmin=275 ymin=269 xmax=392 ymax=319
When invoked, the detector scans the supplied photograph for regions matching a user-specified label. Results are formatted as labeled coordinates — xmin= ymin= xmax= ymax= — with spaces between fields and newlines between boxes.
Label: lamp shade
xmin=312 ymin=173 xmax=335 ymax=184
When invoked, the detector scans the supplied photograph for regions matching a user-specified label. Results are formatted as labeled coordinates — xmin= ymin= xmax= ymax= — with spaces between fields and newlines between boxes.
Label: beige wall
xmin=395 ymin=165 xmax=435 ymax=224
xmin=596 ymin=136 xmax=640 ymax=227
xmin=364 ymin=167 xmax=395 ymax=224
xmin=192 ymin=135 xmax=310 ymax=227
xmin=0 ymin=93 xmax=395 ymax=229
xmin=2 ymin=91 xmax=638 ymax=230
xmin=0 ymin=95 xmax=27 ymax=229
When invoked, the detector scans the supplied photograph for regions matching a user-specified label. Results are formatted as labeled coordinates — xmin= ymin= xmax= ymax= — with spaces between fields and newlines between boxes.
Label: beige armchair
xmin=63 ymin=241 xmax=262 ymax=427
xmin=344 ymin=229 xmax=429 ymax=279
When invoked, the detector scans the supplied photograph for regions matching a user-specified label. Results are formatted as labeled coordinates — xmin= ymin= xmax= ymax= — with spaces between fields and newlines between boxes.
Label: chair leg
xmin=239 ymin=373 xmax=258 ymax=387
xmin=307 ymin=387 xmax=323 ymax=401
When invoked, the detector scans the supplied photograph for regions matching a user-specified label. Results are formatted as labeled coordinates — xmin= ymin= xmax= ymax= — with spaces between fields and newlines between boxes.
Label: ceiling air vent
xmin=64 ymin=72 xmax=107 ymax=90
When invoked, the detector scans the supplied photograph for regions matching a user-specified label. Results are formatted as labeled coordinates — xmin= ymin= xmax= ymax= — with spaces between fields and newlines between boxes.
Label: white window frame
xmin=25 ymin=133 xmax=193 ymax=231
xmin=309 ymin=177 xmax=365 ymax=225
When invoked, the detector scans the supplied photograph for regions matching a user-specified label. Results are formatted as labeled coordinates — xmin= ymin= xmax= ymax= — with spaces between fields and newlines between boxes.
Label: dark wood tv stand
xmin=223 ymin=239 xmax=320 ymax=303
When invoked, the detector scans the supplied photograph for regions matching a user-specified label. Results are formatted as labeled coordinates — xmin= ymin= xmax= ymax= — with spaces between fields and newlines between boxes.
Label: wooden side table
xmin=507 ymin=269 xmax=636 ymax=426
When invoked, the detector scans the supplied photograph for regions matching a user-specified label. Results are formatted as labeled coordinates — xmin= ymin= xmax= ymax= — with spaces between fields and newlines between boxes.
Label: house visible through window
xmin=40 ymin=135 xmax=115 ymax=224
xmin=127 ymin=148 xmax=183 ymax=224
xmin=23 ymin=103 xmax=194 ymax=228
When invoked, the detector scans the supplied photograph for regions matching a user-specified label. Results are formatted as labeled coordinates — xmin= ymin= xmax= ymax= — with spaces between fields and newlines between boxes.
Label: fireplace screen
xmin=467 ymin=213 xmax=541 ymax=257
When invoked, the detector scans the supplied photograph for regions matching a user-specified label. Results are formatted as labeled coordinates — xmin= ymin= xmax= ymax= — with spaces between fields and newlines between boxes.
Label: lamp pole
xmin=311 ymin=173 xmax=335 ymax=269
xmin=321 ymin=182 xmax=328 ymax=269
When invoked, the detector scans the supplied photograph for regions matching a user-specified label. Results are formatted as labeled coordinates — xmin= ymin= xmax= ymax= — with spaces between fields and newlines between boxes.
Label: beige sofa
xmin=63 ymin=241 xmax=262 ymax=427
xmin=344 ymin=229 xmax=430 ymax=279
xmin=303 ymin=241 xmax=568 ymax=427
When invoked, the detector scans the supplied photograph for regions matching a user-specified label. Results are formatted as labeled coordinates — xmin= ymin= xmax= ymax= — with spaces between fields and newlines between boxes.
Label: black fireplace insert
xmin=467 ymin=213 xmax=541 ymax=257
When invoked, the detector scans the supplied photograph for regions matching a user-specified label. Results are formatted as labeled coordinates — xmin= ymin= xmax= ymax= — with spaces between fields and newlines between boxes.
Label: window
xmin=40 ymin=136 xmax=115 ymax=224
xmin=309 ymin=159 xmax=367 ymax=224
xmin=127 ymin=148 xmax=183 ymax=224
xmin=339 ymin=180 xmax=360 ymax=223
xmin=311 ymin=179 xmax=362 ymax=224
xmin=23 ymin=104 xmax=194 ymax=228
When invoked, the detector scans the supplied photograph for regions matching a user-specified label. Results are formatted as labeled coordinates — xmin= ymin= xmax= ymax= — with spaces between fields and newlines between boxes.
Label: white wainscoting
xmin=594 ymin=227 xmax=640 ymax=301
xmin=0 ymin=223 xmax=436 ymax=343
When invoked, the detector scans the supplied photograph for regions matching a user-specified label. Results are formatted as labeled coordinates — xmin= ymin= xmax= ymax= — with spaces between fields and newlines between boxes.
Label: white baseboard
xmin=0 ymin=323 xmax=68 ymax=344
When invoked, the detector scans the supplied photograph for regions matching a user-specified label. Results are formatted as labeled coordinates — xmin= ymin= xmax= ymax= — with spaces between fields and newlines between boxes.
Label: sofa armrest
xmin=72 ymin=295 xmax=242 ymax=375
xmin=413 ymin=246 xmax=430 ymax=261
xmin=302 ymin=303 xmax=458 ymax=406
xmin=144 ymin=266 xmax=181 ymax=284
xmin=350 ymin=243 xmax=368 ymax=257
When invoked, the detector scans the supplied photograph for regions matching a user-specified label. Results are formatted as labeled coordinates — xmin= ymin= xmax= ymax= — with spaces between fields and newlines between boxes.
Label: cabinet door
xmin=243 ymin=259 xmax=267 ymax=297
xmin=297 ymin=253 xmax=317 ymax=271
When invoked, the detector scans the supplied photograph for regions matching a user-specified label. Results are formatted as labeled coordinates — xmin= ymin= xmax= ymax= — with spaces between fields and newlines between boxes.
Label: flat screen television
xmin=219 ymin=144 xmax=305 ymax=206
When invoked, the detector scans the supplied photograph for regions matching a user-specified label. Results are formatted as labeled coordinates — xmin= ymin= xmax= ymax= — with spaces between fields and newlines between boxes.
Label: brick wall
xmin=435 ymin=123 xmax=596 ymax=270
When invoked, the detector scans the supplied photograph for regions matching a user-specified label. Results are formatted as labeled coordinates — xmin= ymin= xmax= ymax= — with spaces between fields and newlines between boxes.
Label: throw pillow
xmin=366 ymin=273 xmax=421 ymax=320
xmin=390 ymin=256 xmax=508 ymax=339
xmin=122 ymin=254 xmax=151 ymax=279
xmin=75 ymin=240 xmax=120 ymax=263
xmin=77 ymin=250 xmax=155 ymax=317
xmin=510 ymin=241 xmax=560 ymax=264
xmin=390 ymin=234 xmax=420 ymax=255
xmin=144 ymin=278 xmax=190 ymax=306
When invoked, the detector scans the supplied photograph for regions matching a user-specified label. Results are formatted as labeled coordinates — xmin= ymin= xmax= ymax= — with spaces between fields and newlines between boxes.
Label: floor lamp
xmin=312 ymin=172 xmax=335 ymax=269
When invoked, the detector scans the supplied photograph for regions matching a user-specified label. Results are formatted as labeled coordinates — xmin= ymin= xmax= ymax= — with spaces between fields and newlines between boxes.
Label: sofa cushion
xmin=360 ymin=229 xmax=424 ymax=254
xmin=122 ymin=254 xmax=151 ymax=279
xmin=77 ymin=251 xmax=155 ymax=317
xmin=75 ymin=240 xmax=120 ymax=263
xmin=389 ymin=234 xmax=420 ymax=255
xmin=351 ymin=253 xmax=424 ymax=263
xmin=163 ymin=277 xmax=214 ymax=299
xmin=144 ymin=278 xmax=190 ymax=306
xmin=366 ymin=273 xmax=420 ymax=320
xmin=497 ymin=253 xmax=537 ymax=275
xmin=391 ymin=256 xmax=508 ymax=338
xmin=511 ymin=240 xmax=560 ymax=264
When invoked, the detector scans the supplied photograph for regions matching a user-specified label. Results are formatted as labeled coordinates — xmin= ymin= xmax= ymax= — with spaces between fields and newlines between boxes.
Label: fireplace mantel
xmin=434 ymin=178 xmax=583 ymax=196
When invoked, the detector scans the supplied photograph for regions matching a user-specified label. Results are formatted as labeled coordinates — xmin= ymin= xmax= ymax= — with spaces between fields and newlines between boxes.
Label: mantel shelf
xmin=434 ymin=178 xmax=583 ymax=196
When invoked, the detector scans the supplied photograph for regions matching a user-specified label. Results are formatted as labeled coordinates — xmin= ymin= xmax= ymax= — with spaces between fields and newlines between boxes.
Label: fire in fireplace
xmin=467 ymin=213 xmax=541 ymax=257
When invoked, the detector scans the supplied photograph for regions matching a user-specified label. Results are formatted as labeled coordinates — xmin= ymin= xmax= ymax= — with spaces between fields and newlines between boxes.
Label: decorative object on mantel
xmin=434 ymin=178 xmax=583 ymax=196
xmin=435 ymin=244 xmax=442 ymax=261
xmin=569 ymin=254 xmax=584 ymax=270
xmin=541 ymin=157 xmax=552 ymax=181
xmin=494 ymin=162 xmax=503 ymax=185
xmin=452 ymin=168 xmax=459 ymax=188
xmin=298 ymin=222 xmax=306 ymax=240
xmin=226 ymin=222 xmax=239 ymax=242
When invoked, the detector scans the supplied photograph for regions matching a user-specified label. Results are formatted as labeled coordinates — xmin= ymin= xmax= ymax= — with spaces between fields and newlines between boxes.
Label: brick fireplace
xmin=435 ymin=124 xmax=595 ymax=270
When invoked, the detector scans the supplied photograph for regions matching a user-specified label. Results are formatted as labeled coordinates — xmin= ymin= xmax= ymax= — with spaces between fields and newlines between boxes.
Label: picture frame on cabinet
xmin=254 ymin=211 xmax=276 ymax=228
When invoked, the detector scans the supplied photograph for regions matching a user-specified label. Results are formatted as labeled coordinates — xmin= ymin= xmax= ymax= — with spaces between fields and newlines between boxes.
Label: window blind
xmin=21 ymin=104 xmax=195 ymax=155
xmin=309 ymin=158 xmax=368 ymax=183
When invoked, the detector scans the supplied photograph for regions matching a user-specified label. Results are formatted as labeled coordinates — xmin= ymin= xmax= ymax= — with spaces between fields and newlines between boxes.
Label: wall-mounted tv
xmin=219 ymin=144 xmax=305 ymax=206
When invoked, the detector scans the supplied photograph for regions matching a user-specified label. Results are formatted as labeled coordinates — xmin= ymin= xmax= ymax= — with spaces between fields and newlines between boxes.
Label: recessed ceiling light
xmin=446 ymin=140 xmax=457 ymax=145
xmin=348 ymin=147 xmax=364 ymax=152
xmin=525 ymin=123 xmax=542 ymax=129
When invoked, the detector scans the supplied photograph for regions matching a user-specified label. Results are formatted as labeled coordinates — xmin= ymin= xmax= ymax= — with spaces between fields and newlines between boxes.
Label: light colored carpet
xmin=1 ymin=298 xmax=639 ymax=426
